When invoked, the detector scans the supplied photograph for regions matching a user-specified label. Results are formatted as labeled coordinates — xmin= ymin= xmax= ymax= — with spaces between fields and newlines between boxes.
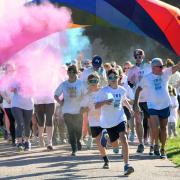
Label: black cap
xmin=92 ymin=55 xmax=102 ymax=67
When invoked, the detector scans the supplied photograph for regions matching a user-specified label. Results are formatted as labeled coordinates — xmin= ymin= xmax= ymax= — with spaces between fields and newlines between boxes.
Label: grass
xmin=166 ymin=119 xmax=180 ymax=167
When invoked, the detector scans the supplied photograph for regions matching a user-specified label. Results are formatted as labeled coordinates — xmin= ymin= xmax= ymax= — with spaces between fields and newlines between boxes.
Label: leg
xmin=4 ymin=108 xmax=16 ymax=144
xmin=64 ymin=114 xmax=77 ymax=154
xmin=45 ymin=103 xmax=55 ymax=148
xmin=159 ymin=118 xmax=168 ymax=150
xmin=11 ymin=107 xmax=24 ymax=143
xmin=35 ymin=104 xmax=45 ymax=147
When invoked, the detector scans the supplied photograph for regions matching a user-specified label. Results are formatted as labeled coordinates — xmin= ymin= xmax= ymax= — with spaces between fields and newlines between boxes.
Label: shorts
xmin=148 ymin=106 xmax=170 ymax=119
xmin=90 ymin=126 xmax=103 ymax=138
xmin=106 ymin=121 xmax=126 ymax=142
xmin=139 ymin=102 xmax=150 ymax=119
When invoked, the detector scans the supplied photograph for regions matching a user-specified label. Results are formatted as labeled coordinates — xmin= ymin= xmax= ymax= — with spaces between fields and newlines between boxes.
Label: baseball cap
xmin=151 ymin=58 xmax=164 ymax=67
xmin=92 ymin=55 xmax=102 ymax=67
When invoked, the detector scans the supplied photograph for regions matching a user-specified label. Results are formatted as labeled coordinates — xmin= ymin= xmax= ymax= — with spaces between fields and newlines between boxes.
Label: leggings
xmin=11 ymin=107 xmax=33 ymax=138
xmin=4 ymin=108 xmax=16 ymax=143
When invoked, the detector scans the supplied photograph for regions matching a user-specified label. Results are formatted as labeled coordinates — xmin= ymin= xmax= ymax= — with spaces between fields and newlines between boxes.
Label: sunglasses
xmin=108 ymin=76 xmax=118 ymax=81
xmin=88 ymin=79 xmax=99 ymax=84
xmin=154 ymin=66 xmax=163 ymax=69
xmin=68 ymin=70 xmax=76 ymax=74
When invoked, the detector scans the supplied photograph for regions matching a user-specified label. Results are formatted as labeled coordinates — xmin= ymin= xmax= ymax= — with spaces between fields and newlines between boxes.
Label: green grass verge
xmin=166 ymin=119 xmax=180 ymax=167
xmin=0 ymin=131 xmax=3 ymax=138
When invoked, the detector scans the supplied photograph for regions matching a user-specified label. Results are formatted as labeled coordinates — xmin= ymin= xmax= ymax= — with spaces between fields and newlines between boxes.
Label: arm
xmin=54 ymin=95 xmax=64 ymax=106
xmin=80 ymin=106 xmax=89 ymax=114
xmin=122 ymin=98 xmax=133 ymax=114
xmin=95 ymin=99 xmax=113 ymax=109
xmin=172 ymin=60 xmax=180 ymax=74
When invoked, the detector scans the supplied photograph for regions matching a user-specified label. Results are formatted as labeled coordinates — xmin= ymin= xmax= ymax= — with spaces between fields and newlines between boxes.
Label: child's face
xmin=88 ymin=78 xmax=99 ymax=89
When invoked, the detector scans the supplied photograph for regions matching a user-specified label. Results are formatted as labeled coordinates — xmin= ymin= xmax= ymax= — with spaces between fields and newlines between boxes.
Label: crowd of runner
xmin=0 ymin=49 xmax=180 ymax=175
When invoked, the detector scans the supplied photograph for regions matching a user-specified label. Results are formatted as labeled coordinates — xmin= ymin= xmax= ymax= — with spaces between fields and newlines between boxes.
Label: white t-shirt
xmin=169 ymin=71 xmax=180 ymax=88
xmin=1 ymin=91 xmax=13 ymax=108
xmin=139 ymin=68 xmax=172 ymax=110
xmin=169 ymin=95 xmax=178 ymax=123
xmin=128 ymin=63 xmax=151 ymax=102
xmin=96 ymin=86 xmax=127 ymax=128
xmin=34 ymin=96 xmax=55 ymax=104
xmin=54 ymin=79 xmax=86 ymax=114
xmin=80 ymin=67 xmax=107 ymax=87
xmin=11 ymin=93 xmax=33 ymax=110
xmin=80 ymin=91 xmax=101 ymax=127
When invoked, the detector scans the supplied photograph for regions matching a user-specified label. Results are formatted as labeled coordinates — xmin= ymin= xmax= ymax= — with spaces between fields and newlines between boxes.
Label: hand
xmin=133 ymin=104 xmax=141 ymax=113
xmin=105 ymin=99 xmax=114 ymax=105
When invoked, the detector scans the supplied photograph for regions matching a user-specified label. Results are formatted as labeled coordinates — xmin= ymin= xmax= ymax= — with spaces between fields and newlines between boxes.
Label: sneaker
xmin=136 ymin=144 xmax=144 ymax=153
xmin=86 ymin=136 xmax=93 ymax=150
xmin=160 ymin=149 xmax=167 ymax=159
xmin=71 ymin=151 xmax=76 ymax=156
xmin=149 ymin=145 xmax=154 ymax=155
xmin=129 ymin=132 xmax=135 ymax=142
xmin=103 ymin=162 xmax=109 ymax=169
xmin=154 ymin=145 xmax=160 ymax=156
xmin=17 ymin=143 xmax=24 ymax=151
xmin=101 ymin=129 xmax=109 ymax=148
xmin=124 ymin=164 xmax=134 ymax=176
xmin=47 ymin=145 xmax=53 ymax=151
xmin=113 ymin=147 xmax=119 ymax=154
xmin=24 ymin=141 xmax=31 ymax=151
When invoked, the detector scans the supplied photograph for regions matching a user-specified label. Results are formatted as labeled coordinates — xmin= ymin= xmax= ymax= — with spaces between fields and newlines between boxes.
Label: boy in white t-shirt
xmin=80 ymin=73 xmax=109 ymax=169
xmin=95 ymin=69 xmax=134 ymax=176
xmin=134 ymin=58 xmax=180 ymax=159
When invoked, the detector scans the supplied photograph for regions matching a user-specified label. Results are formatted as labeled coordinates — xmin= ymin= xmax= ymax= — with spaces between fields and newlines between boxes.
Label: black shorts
xmin=106 ymin=121 xmax=126 ymax=143
xmin=139 ymin=102 xmax=150 ymax=119
xmin=90 ymin=126 xmax=103 ymax=138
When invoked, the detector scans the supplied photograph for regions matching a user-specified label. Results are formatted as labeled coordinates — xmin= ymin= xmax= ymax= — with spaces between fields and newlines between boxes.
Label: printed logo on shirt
xmin=68 ymin=86 xmax=77 ymax=97
xmin=138 ymin=69 xmax=144 ymax=81
xmin=153 ymin=78 xmax=162 ymax=90
xmin=113 ymin=93 xmax=121 ymax=108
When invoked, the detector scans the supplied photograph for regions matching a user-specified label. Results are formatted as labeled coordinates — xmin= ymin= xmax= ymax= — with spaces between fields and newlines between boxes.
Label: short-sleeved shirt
xmin=54 ymin=79 xmax=85 ymax=114
xmin=128 ymin=62 xmax=151 ymax=102
xmin=95 ymin=86 xmax=127 ymax=128
xmin=139 ymin=67 xmax=172 ymax=110
xmin=80 ymin=91 xmax=100 ymax=127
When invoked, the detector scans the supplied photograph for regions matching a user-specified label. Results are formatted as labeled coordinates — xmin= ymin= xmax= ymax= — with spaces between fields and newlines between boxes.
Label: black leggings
xmin=4 ymin=108 xmax=16 ymax=143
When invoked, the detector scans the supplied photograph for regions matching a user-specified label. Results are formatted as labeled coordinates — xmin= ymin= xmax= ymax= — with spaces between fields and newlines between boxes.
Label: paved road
xmin=0 ymin=139 xmax=179 ymax=180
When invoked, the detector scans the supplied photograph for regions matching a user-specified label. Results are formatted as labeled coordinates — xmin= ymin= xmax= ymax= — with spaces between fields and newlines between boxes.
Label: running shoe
xmin=136 ymin=144 xmax=144 ymax=153
xmin=154 ymin=145 xmax=160 ymax=156
xmin=124 ymin=164 xmax=134 ymax=175
xmin=86 ymin=136 xmax=93 ymax=150
xmin=113 ymin=147 xmax=119 ymax=154
xmin=149 ymin=145 xmax=154 ymax=155
xmin=24 ymin=141 xmax=31 ymax=151
xmin=100 ymin=129 xmax=109 ymax=148
xmin=160 ymin=149 xmax=167 ymax=159
xmin=47 ymin=145 xmax=53 ymax=151
xmin=129 ymin=132 xmax=135 ymax=142
xmin=17 ymin=143 xmax=24 ymax=152
xmin=103 ymin=162 xmax=109 ymax=169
